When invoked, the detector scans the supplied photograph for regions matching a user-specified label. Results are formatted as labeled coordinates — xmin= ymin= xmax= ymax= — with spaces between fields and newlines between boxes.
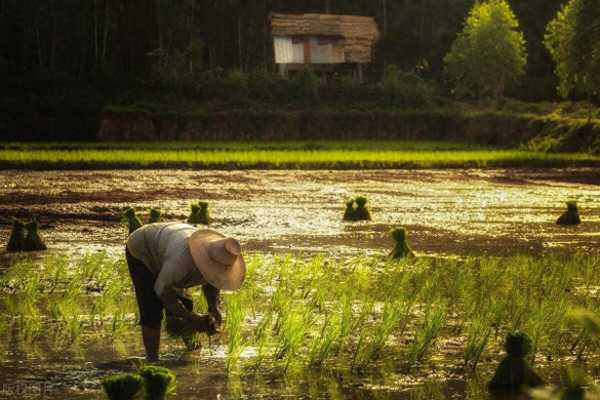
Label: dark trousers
xmin=126 ymin=247 xmax=193 ymax=330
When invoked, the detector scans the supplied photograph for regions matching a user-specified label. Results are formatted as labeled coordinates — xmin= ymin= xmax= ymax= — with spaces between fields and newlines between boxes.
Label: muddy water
xmin=0 ymin=169 xmax=599 ymax=399
xmin=0 ymin=169 xmax=599 ymax=257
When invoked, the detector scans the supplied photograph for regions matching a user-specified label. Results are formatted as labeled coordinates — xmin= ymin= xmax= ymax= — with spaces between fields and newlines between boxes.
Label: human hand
xmin=188 ymin=314 xmax=218 ymax=336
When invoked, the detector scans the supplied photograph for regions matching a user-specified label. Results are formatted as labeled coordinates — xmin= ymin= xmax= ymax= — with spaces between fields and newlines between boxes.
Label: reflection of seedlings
xmin=139 ymin=365 xmax=177 ymax=400
xmin=102 ymin=373 xmax=144 ymax=400
xmin=165 ymin=316 xmax=201 ymax=351
xmin=390 ymin=228 xmax=415 ymax=259
xmin=488 ymin=331 xmax=544 ymax=392
xmin=557 ymin=201 xmax=581 ymax=226
xmin=24 ymin=218 xmax=47 ymax=251
xmin=6 ymin=219 xmax=26 ymax=252
xmin=148 ymin=208 xmax=163 ymax=224
xmin=123 ymin=208 xmax=143 ymax=234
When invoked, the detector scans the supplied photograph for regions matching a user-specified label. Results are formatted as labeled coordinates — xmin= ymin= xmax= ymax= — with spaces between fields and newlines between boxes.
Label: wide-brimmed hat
xmin=187 ymin=229 xmax=246 ymax=291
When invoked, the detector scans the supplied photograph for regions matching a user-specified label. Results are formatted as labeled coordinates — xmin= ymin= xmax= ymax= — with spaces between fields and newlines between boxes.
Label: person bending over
xmin=126 ymin=223 xmax=246 ymax=361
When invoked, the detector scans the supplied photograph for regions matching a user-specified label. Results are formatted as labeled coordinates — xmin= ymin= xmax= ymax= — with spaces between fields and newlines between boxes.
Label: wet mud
xmin=0 ymin=169 xmax=598 ymax=257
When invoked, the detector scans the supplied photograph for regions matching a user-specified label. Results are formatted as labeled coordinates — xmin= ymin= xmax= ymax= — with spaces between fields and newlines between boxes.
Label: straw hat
xmin=187 ymin=229 xmax=246 ymax=291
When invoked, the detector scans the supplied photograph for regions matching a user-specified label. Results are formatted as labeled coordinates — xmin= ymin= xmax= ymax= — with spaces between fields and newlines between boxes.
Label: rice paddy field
xmin=1 ymin=141 xmax=600 ymax=169
xmin=1 ymin=154 xmax=600 ymax=399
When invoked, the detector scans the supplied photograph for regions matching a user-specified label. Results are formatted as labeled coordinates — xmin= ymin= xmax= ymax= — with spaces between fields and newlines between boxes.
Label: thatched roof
xmin=271 ymin=13 xmax=379 ymax=63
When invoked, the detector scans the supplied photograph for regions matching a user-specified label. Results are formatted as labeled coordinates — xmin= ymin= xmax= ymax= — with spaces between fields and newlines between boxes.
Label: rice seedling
xmin=342 ymin=199 xmax=356 ymax=221
xmin=407 ymin=303 xmax=447 ymax=366
xmin=342 ymin=196 xmax=371 ymax=221
xmin=122 ymin=207 xmax=143 ymax=234
xmin=390 ymin=228 xmax=415 ymax=259
xmin=557 ymin=201 xmax=581 ymax=226
xmin=148 ymin=208 xmax=163 ymax=223
xmin=102 ymin=373 xmax=144 ymax=400
xmin=186 ymin=201 xmax=210 ymax=225
xmin=164 ymin=316 xmax=201 ymax=351
xmin=463 ymin=317 xmax=493 ymax=370
xmin=24 ymin=218 xmax=47 ymax=251
xmin=139 ymin=365 xmax=177 ymax=400
xmin=225 ymin=294 xmax=244 ymax=371
xmin=6 ymin=219 xmax=26 ymax=252
xmin=488 ymin=331 xmax=544 ymax=392
xmin=531 ymin=367 xmax=600 ymax=400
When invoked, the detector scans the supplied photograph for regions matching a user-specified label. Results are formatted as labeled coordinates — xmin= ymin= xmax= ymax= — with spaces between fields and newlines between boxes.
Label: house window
xmin=292 ymin=37 xmax=305 ymax=44
xmin=318 ymin=36 xmax=334 ymax=45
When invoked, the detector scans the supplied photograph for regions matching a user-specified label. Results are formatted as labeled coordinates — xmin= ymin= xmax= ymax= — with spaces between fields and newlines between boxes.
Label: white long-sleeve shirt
xmin=126 ymin=223 xmax=206 ymax=317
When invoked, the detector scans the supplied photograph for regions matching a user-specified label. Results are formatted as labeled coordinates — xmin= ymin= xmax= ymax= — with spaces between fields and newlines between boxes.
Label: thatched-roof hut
xmin=271 ymin=13 xmax=379 ymax=79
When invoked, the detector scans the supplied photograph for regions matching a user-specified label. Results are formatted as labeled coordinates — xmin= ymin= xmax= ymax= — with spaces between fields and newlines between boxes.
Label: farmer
xmin=126 ymin=223 xmax=246 ymax=361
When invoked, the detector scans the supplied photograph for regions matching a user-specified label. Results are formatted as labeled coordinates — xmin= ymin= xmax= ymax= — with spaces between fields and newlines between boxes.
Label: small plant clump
xmin=139 ymin=365 xmax=177 ymax=400
xmin=488 ymin=331 xmax=544 ymax=392
xmin=187 ymin=201 xmax=209 ymax=225
xmin=148 ymin=208 xmax=163 ymax=224
xmin=390 ymin=228 xmax=415 ymax=259
xmin=557 ymin=201 xmax=581 ymax=226
xmin=123 ymin=207 xmax=143 ymax=234
xmin=6 ymin=219 xmax=26 ymax=252
xmin=102 ymin=373 xmax=144 ymax=400
xmin=342 ymin=196 xmax=372 ymax=221
xmin=24 ymin=218 xmax=47 ymax=251
xmin=165 ymin=316 xmax=202 ymax=351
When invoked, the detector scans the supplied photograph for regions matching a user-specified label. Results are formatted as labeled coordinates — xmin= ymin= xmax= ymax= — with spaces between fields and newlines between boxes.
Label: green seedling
xmin=123 ymin=207 xmax=143 ymax=234
xmin=390 ymin=228 xmax=415 ymax=259
xmin=139 ymin=365 xmax=176 ymax=400
xmin=24 ymin=218 xmax=47 ymax=251
xmin=557 ymin=201 xmax=581 ymax=226
xmin=148 ymin=208 xmax=162 ymax=224
xmin=102 ymin=373 xmax=144 ymax=400
xmin=165 ymin=316 xmax=201 ymax=351
xmin=6 ymin=219 xmax=26 ymax=252
xmin=488 ymin=331 xmax=544 ymax=392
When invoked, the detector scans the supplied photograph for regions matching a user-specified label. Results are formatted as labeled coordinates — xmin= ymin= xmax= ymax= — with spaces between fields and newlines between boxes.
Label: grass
xmin=1 ymin=141 xmax=599 ymax=169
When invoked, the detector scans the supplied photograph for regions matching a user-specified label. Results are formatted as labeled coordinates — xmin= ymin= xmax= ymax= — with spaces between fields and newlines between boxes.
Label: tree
xmin=444 ymin=0 xmax=527 ymax=99
xmin=544 ymin=0 xmax=600 ymax=121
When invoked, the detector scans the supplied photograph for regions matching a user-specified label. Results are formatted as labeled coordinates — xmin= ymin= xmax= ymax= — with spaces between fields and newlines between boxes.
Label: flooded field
xmin=0 ymin=169 xmax=599 ymax=256
xmin=1 ymin=168 xmax=600 ymax=400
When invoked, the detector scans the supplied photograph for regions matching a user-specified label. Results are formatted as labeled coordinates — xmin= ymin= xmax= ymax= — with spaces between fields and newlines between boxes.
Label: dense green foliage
xmin=444 ymin=0 xmax=527 ymax=98
xmin=544 ymin=0 xmax=600 ymax=111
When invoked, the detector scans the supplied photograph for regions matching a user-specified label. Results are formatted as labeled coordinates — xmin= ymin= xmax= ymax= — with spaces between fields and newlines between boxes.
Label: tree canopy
xmin=444 ymin=0 xmax=527 ymax=99
xmin=544 ymin=0 xmax=600 ymax=103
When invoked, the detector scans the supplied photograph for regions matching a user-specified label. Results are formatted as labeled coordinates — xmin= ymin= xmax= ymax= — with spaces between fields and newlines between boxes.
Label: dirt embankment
xmin=98 ymin=109 xmax=600 ymax=153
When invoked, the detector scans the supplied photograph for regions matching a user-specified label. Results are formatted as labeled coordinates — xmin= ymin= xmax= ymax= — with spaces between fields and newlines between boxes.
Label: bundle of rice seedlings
xmin=6 ymin=219 xmax=26 ymax=252
xmin=390 ymin=228 xmax=415 ymax=259
xmin=354 ymin=196 xmax=372 ymax=221
xmin=187 ymin=201 xmax=209 ymax=225
xmin=557 ymin=201 xmax=582 ymax=226
xmin=197 ymin=201 xmax=209 ymax=225
xmin=102 ymin=373 xmax=144 ymax=400
xmin=187 ymin=203 xmax=201 ymax=224
xmin=139 ymin=365 xmax=176 ymax=400
xmin=488 ymin=331 xmax=544 ymax=392
xmin=148 ymin=208 xmax=162 ymax=224
xmin=123 ymin=207 xmax=143 ymax=234
xmin=24 ymin=218 xmax=47 ymax=251
xmin=165 ymin=316 xmax=202 ymax=351
xmin=343 ymin=199 xmax=356 ymax=221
